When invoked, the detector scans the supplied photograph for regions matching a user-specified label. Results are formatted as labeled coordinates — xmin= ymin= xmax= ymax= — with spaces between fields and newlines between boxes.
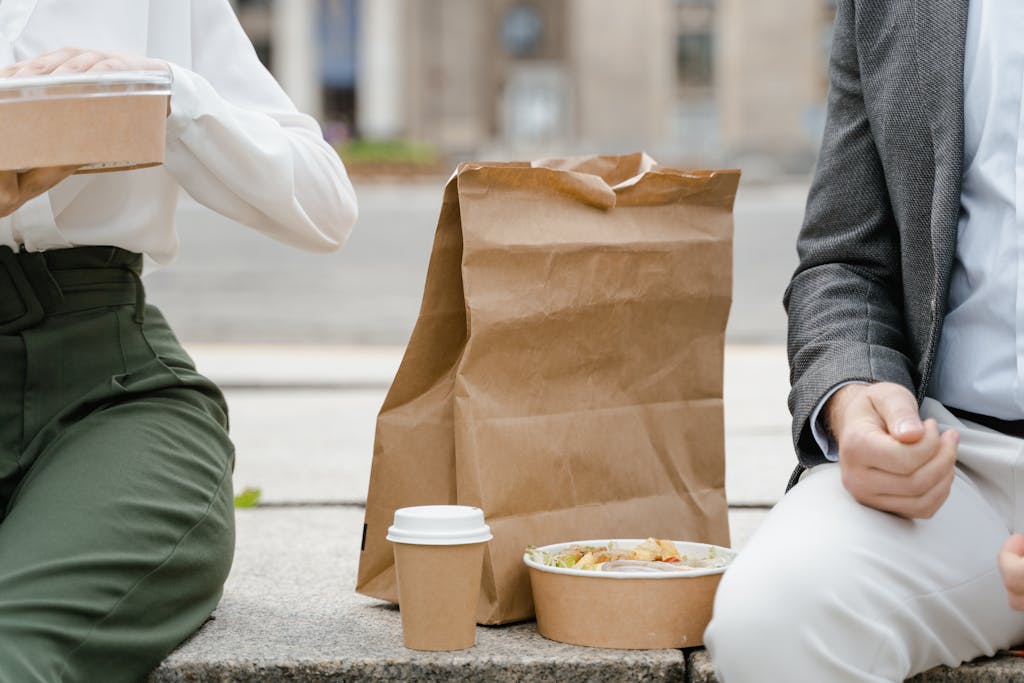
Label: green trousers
xmin=0 ymin=246 xmax=235 ymax=682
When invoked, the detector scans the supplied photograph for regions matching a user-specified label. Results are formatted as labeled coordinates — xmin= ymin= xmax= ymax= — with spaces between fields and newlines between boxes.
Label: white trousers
xmin=705 ymin=398 xmax=1024 ymax=682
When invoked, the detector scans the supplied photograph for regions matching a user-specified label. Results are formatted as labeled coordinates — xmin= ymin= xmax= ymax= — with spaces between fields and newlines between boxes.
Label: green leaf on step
xmin=234 ymin=487 xmax=262 ymax=508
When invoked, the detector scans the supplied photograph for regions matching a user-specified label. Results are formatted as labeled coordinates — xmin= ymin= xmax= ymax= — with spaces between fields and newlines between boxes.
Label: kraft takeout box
xmin=0 ymin=70 xmax=171 ymax=173
xmin=524 ymin=539 xmax=735 ymax=649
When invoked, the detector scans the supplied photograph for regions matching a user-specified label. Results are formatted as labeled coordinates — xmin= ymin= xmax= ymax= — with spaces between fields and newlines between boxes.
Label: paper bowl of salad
xmin=523 ymin=538 xmax=735 ymax=649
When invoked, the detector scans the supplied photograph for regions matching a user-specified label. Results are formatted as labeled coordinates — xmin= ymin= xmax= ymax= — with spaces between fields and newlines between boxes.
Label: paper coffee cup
xmin=387 ymin=506 xmax=492 ymax=651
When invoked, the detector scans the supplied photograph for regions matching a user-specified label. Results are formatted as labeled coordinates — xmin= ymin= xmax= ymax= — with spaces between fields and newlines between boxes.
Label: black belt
xmin=0 ymin=245 xmax=144 ymax=335
xmin=948 ymin=406 xmax=1024 ymax=440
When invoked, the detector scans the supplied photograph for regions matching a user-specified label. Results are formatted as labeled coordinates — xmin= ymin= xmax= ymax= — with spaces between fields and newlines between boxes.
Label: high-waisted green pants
xmin=0 ymin=246 xmax=235 ymax=682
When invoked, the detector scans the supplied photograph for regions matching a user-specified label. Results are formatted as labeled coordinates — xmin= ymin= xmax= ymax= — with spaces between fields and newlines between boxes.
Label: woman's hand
xmin=0 ymin=166 xmax=79 ymax=218
xmin=0 ymin=47 xmax=169 ymax=78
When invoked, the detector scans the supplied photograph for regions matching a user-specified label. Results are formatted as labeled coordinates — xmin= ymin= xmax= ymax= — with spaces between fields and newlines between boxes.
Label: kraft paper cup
xmin=387 ymin=506 xmax=492 ymax=651
xmin=524 ymin=539 xmax=735 ymax=649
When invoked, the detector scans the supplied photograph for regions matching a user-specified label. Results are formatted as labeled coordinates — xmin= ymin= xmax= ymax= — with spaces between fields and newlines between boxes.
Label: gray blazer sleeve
xmin=784 ymin=0 xmax=916 ymax=467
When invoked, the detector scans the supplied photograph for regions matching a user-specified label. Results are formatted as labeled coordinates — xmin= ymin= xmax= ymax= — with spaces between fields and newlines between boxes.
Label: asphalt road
xmin=145 ymin=178 xmax=808 ymax=346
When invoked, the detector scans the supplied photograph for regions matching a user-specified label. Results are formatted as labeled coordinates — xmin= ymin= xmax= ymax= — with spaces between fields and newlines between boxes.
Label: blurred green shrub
xmin=338 ymin=139 xmax=439 ymax=166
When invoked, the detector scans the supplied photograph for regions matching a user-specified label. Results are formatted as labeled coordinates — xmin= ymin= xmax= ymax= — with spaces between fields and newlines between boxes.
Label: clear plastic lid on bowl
xmin=0 ymin=70 xmax=172 ymax=103
xmin=524 ymin=539 xmax=735 ymax=579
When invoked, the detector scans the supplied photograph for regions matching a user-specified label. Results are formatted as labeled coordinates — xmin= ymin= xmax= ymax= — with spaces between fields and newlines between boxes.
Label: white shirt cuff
xmin=810 ymin=381 xmax=871 ymax=461
xmin=165 ymin=62 xmax=201 ymax=143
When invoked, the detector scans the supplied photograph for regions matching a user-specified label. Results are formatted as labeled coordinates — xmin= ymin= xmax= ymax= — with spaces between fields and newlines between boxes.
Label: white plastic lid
xmin=0 ymin=70 xmax=172 ymax=102
xmin=387 ymin=505 xmax=493 ymax=546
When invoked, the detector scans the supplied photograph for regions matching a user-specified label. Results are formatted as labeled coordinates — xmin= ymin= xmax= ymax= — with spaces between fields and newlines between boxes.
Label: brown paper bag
xmin=357 ymin=153 xmax=739 ymax=624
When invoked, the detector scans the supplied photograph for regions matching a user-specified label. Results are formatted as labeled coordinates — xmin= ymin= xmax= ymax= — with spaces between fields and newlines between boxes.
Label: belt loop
xmin=124 ymin=267 xmax=146 ymax=324
xmin=0 ymin=247 xmax=46 ymax=334
xmin=18 ymin=249 xmax=64 ymax=311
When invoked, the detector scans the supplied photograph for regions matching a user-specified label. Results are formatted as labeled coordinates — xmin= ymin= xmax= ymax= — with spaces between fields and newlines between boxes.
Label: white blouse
xmin=0 ymin=0 xmax=358 ymax=265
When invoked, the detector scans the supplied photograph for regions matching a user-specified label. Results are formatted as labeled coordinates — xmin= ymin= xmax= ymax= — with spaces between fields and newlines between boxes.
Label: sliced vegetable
xmin=527 ymin=538 xmax=731 ymax=572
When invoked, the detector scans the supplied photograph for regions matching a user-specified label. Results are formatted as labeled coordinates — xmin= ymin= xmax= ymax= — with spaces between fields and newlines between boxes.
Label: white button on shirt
xmin=0 ymin=0 xmax=358 ymax=266
xmin=813 ymin=0 xmax=1024 ymax=456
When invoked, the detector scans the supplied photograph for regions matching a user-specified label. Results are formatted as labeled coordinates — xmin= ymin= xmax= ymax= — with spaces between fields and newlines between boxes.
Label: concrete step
xmin=195 ymin=345 xmax=795 ymax=508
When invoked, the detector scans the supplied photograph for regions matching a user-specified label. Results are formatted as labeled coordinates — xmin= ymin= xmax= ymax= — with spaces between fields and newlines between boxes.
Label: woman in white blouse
xmin=0 ymin=2 xmax=357 ymax=681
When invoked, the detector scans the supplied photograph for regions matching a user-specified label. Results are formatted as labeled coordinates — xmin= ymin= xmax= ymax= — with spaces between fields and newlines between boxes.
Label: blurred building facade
xmin=232 ymin=0 xmax=835 ymax=171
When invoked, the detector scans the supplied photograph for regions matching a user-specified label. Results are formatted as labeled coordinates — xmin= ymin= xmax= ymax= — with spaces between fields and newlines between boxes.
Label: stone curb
xmin=153 ymin=651 xmax=686 ymax=683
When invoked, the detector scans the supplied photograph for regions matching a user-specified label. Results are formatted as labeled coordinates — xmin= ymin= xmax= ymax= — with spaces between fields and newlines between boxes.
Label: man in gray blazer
xmin=704 ymin=0 xmax=1024 ymax=680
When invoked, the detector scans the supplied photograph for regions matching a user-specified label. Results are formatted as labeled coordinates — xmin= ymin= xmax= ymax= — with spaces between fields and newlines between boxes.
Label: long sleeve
xmin=163 ymin=0 xmax=357 ymax=253
xmin=784 ymin=0 xmax=915 ymax=469
xmin=808 ymin=381 xmax=871 ymax=461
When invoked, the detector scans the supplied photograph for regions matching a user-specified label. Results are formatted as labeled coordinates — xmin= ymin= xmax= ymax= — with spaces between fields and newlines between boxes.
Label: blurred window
xmin=502 ymin=64 xmax=570 ymax=144
xmin=677 ymin=33 xmax=712 ymax=89
xmin=502 ymin=4 xmax=545 ymax=59
xmin=321 ymin=0 xmax=358 ymax=89
xmin=674 ymin=0 xmax=714 ymax=93
xmin=670 ymin=0 xmax=717 ymax=159
xmin=320 ymin=0 xmax=359 ymax=135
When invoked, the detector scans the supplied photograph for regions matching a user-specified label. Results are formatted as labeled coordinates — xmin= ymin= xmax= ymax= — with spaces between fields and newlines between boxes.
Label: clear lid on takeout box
xmin=0 ymin=70 xmax=172 ymax=103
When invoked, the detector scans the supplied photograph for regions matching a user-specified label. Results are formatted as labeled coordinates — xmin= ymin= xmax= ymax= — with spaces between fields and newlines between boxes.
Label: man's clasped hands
xmin=827 ymin=382 xmax=1024 ymax=610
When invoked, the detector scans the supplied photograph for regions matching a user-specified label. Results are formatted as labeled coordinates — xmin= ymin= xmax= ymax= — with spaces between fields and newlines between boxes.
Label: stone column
xmin=567 ymin=0 xmax=675 ymax=152
xmin=403 ymin=0 xmax=489 ymax=152
xmin=272 ymin=0 xmax=323 ymax=119
xmin=717 ymin=0 xmax=821 ymax=162
xmin=357 ymin=0 xmax=404 ymax=139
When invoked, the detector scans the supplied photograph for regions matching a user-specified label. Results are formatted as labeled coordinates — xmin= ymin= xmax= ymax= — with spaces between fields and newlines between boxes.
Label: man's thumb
xmin=870 ymin=385 xmax=925 ymax=443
